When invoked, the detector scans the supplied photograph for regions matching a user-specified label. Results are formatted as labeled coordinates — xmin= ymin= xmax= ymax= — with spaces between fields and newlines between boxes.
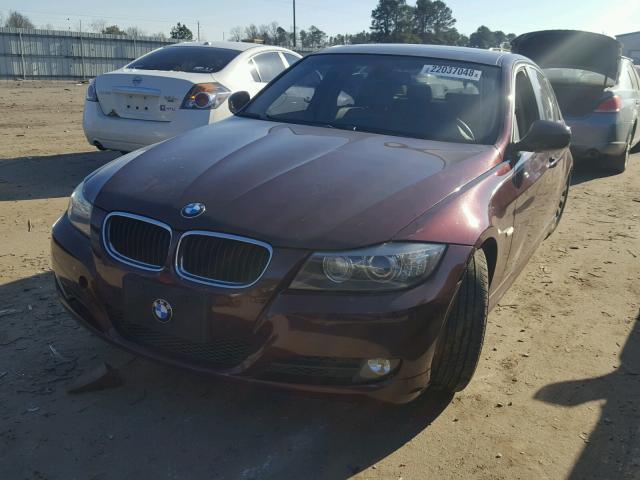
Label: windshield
xmin=127 ymin=46 xmax=241 ymax=73
xmin=241 ymin=53 xmax=503 ymax=144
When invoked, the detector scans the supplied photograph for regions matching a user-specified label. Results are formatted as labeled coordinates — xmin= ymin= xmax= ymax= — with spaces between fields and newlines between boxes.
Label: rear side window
xmin=630 ymin=65 xmax=640 ymax=90
xmin=283 ymin=53 xmax=301 ymax=67
xmin=253 ymin=52 xmax=286 ymax=83
xmin=619 ymin=63 xmax=635 ymax=90
xmin=128 ymin=46 xmax=240 ymax=73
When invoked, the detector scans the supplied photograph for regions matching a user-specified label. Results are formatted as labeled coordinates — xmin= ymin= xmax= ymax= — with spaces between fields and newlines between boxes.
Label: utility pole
xmin=197 ymin=21 xmax=200 ymax=41
xmin=293 ymin=0 xmax=296 ymax=48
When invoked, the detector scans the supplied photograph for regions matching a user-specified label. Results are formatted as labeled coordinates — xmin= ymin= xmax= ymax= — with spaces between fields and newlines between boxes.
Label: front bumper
xmin=82 ymin=101 xmax=223 ymax=152
xmin=51 ymin=212 xmax=471 ymax=403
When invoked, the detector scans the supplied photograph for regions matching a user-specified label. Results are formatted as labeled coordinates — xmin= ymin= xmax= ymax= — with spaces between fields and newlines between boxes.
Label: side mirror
xmin=513 ymin=120 xmax=571 ymax=152
xmin=228 ymin=91 xmax=251 ymax=114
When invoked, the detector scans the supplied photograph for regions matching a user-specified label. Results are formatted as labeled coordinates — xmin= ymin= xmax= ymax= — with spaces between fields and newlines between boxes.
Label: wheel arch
xmin=478 ymin=237 xmax=498 ymax=287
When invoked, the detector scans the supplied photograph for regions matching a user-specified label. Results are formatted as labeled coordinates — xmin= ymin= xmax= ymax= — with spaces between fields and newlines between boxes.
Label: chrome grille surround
xmin=102 ymin=212 xmax=172 ymax=272
xmin=175 ymin=231 xmax=273 ymax=288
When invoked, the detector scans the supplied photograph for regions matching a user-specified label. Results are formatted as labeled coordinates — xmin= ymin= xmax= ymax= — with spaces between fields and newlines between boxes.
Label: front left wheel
xmin=430 ymin=249 xmax=489 ymax=393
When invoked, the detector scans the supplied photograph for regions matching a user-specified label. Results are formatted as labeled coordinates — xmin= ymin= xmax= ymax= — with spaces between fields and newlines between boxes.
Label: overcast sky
xmin=2 ymin=0 xmax=638 ymax=40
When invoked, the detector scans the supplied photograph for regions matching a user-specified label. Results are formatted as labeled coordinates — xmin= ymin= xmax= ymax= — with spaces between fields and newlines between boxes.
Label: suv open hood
xmin=512 ymin=30 xmax=622 ymax=83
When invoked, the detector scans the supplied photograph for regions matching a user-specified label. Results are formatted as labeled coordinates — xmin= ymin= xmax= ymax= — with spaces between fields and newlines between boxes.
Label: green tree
xmin=276 ymin=26 xmax=289 ymax=46
xmin=468 ymin=26 xmax=516 ymax=49
xmin=170 ymin=22 xmax=193 ymax=40
xmin=329 ymin=34 xmax=346 ymax=46
xmin=308 ymin=25 xmax=327 ymax=48
xmin=299 ymin=29 xmax=309 ymax=48
xmin=414 ymin=0 xmax=435 ymax=38
xmin=469 ymin=26 xmax=496 ymax=49
xmin=102 ymin=25 xmax=127 ymax=35
xmin=348 ymin=31 xmax=372 ymax=44
xmin=430 ymin=0 xmax=456 ymax=37
xmin=5 ymin=10 xmax=35 ymax=29
xmin=370 ymin=0 xmax=412 ymax=43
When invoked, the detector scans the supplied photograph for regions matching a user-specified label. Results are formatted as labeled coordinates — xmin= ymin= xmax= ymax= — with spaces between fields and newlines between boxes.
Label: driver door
xmin=507 ymin=67 xmax=559 ymax=271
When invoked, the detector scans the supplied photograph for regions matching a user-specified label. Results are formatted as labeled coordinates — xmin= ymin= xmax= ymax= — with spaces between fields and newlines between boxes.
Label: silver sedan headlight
xmin=67 ymin=182 xmax=93 ymax=237
xmin=290 ymin=243 xmax=446 ymax=292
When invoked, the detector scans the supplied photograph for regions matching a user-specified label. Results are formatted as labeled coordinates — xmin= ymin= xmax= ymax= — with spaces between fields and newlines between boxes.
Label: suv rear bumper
xmin=567 ymin=114 xmax=632 ymax=159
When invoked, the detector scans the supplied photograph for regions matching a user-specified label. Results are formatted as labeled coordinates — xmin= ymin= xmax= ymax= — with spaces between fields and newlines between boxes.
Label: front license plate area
xmin=123 ymin=276 xmax=208 ymax=343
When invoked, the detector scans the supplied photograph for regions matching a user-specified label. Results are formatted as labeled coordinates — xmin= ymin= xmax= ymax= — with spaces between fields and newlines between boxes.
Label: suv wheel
xmin=609 ymin=134 xmax=631 ymax=174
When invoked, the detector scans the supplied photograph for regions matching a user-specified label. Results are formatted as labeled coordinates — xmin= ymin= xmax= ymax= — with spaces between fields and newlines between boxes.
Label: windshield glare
xmin=127 ymin=46 xmax=240 ymax=73
xmin=243 ymin=54 xmax=503 ymax=144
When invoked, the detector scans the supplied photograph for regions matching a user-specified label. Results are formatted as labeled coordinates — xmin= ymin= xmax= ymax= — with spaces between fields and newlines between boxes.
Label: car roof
xmin=166 ymin=41 xmax=268 ymax=52
xmin=312 ymin=43 xmax=527 ymax=67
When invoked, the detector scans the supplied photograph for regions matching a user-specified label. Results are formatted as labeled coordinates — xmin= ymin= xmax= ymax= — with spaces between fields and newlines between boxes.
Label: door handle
xmin=548 ymin=156 xmax=560 ymax=168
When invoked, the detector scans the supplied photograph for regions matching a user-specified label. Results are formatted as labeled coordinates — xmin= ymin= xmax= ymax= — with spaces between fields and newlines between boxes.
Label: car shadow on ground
xmin=1 ymin=272 xmax=453 ymax=479
xmin=570 ymin=151 xmax=639 ymax=186
xmin=0 ymin=151 xmax=118 ymax=201
xmin=570 ymin=161 xmax=618 ymax=186
xmin=534 ymin=310 xmax=640 ymax=480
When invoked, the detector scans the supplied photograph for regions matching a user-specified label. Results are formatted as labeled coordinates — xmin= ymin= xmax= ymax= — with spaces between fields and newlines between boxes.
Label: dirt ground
xmin=0 ymin=80 xmax=638 ymax=480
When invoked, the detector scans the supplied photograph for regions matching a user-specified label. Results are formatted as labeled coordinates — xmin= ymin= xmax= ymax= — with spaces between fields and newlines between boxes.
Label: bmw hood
xmin=88 ymin=117 xmax=497 ymax=250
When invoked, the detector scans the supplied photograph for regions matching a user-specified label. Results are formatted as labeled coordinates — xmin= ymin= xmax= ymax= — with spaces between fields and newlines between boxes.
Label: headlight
xmin=67 ymin=182 xmax=93 ymax=237
xmin=86 ymin=79 xmax=98 ymax=102
xmin=290 ymin=243 xmax=446 ymax=292
xmin=181 ymin=82 xmax=231 ymax=110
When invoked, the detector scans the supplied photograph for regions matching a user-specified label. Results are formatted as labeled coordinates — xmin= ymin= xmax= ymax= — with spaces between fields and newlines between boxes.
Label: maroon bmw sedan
xmin=52 ymin=44 xmax=572 ymax=403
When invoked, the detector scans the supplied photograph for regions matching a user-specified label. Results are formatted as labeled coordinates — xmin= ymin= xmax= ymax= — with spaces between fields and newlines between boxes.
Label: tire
xmin=608 ymin=135 xmax=631 ymax=174
xmin=430 ymin=249 xmax=489 ymax=393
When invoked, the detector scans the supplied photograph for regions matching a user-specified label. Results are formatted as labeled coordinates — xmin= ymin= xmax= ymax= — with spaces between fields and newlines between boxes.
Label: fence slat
xmin=0 ymin=27 xmax=176 ymax=80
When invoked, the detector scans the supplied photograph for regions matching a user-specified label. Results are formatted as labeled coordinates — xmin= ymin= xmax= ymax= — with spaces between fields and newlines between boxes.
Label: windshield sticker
xmin=420 ymin=65 xmax=483 ymax=81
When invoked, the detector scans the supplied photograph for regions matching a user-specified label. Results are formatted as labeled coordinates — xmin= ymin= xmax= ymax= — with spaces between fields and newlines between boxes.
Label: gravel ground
xmin=0 ymin=80 xmax=639 ymax=480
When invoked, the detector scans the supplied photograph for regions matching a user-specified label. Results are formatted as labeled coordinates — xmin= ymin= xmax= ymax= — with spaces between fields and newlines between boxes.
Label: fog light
xmin=359 ymin=358 xmax=400 ymax=379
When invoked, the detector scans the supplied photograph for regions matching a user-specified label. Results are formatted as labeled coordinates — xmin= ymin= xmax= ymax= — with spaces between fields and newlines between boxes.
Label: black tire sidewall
xmin=430 ymin=249 xmax=489 ymax=393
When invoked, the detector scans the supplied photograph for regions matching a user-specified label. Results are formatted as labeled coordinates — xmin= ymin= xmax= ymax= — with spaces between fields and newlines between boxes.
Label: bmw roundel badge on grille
xmin=151 ymin=299 xmax=172 ymax=323
xmin=181 ymin=203 xmax=206 ymax=218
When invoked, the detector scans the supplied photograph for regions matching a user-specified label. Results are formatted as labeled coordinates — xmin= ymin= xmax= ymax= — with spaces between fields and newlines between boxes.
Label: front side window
xmin=242 ymin=54 xmax=503 ymax=144
xmin=514 ymin=69 xmax=541 ymax=141
xmin=128 ymin=46 xmax=240 ymax=73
